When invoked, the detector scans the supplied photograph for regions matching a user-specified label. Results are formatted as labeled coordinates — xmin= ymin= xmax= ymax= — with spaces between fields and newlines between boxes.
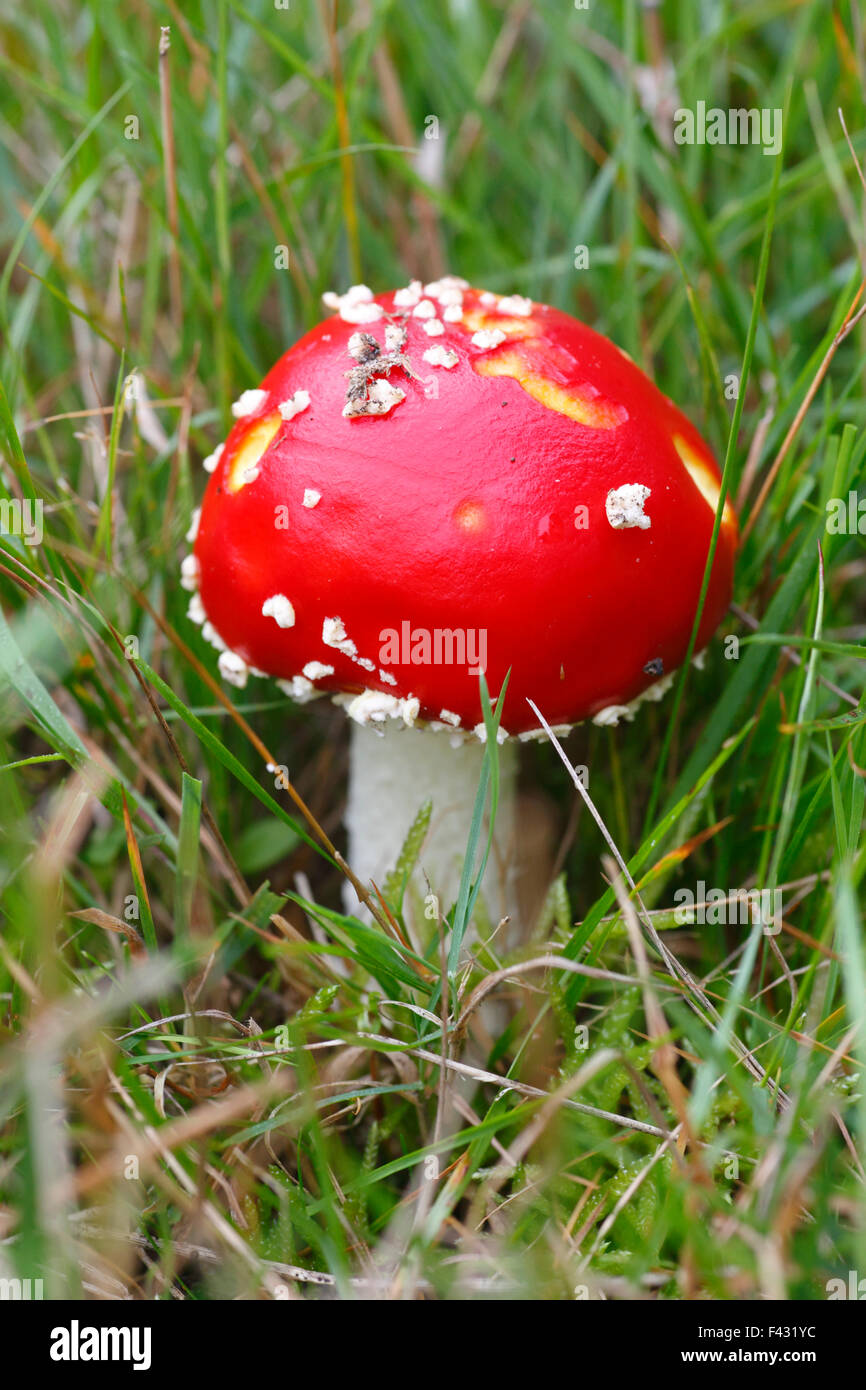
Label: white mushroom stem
xmin=343 ymin=723 xmax=519 ymax=924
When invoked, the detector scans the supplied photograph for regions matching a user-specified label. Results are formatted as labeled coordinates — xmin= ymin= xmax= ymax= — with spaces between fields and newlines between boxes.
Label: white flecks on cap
xmin=203 ymin=442 xmax=224 ymax=473
xmin=518 ymin=724 xmax=573 ymax=742
xmin=278 ymin=389 xmax=311 ymax=421
xmin=400 ymin=695 xmax=422 ymax=728
xmin=323 ymin=284 xmax=384 ymax=324
xmin=592 ymin=704 xmax=636 ymax=727
xmin=261 ymin=594 xmax=296 ymax=629
xmin=277 ymin=674 xmax=320 ymax=703
xmin=342 ymin=378 xmax=406 ymax=418
xmin=479 ymin=291 xmax=498 ymax=307
xmin=302 ymin=660 xmax=335 ymax=680
xmin=379 ymin=669 xmax=397 ymax=685
xmin=348 ymin=331 xmax=378 ymax=360
xmin=345 ymin=691 xmax=400 ymax=725
xmin=474 ymin=722 xmax=509 ymax=744
xmin=442 ymin=304 xmax=464 ymax=322
xmin=605 ymin=484 xmax=652 ymax=530
xmin=322 ymin=616 xmax=358 ymax=657
xmin=422 ymin=318 xmax=445 ymax=337
xmin=437 ymin=287 xmax=464 ymax=308
xmin=384 ymin=324 xmax=408 ymax=353
xmin=423 ymin=346 xmax=459 ymax=369
xmin=496 ymin=294 xmax=533 ymax=316
xmin=302 ymin=488 xmax=321 ymax=508
xmin=641 ymin=672 xmax=675 ymax=702
xmin=232 ymin=388 xmax=267 ymax=419
xmin=202 ymin=621 xmax=228 ymax=653
xmin=185 ymin=507 xmax=201 ymax=543
xmin=439 ymin=709 xmax=461 ymax=727
xmin=471 ymin=328 xmax=506 ymax=350
xmin=218 ymin=650 xmax=249 ymax=689
xmin=180 ymin=554 xmax=200 ymax=591
xmin=187 ymin=592 xmax=206 ymax=625
xmin=324 ymin=284 xmax=372 ymax=307
xmin=345 ymin=690 xmax=420 ymax=727
xmin=393 ymin=280 xmax=423 ymax=308
xmin=340 ymin=300 xmax=384 ymax=325
xmin=412 ymin=299 xmax=437 ymax=319
xmin=426 ymin=276 xmax=469 ymax=296
xmin=355 ymin=656 xmax=375 ymax=672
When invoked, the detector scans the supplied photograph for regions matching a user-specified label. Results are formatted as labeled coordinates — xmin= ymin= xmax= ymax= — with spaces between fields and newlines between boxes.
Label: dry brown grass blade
xmin=68 ymin=908 xmax=146 ymax=957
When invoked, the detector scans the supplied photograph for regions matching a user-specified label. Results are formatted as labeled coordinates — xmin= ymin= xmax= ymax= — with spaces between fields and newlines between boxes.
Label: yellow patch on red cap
xmin=673 ymin=434 xmax=737 ymax=533
xmin=461 ymin=308 xmax=537 ymax=340
xmin=226 ymin=413 xmax=282 ymax=493
xmin=454 ymin=499 xmax=487 ymax=533
xmin=475 ymin=347 xmax=625 ymax=429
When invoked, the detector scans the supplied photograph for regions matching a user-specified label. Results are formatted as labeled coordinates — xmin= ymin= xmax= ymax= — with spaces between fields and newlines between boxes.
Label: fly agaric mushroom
xmin=187 ymin=279 xmax=737 ymax=919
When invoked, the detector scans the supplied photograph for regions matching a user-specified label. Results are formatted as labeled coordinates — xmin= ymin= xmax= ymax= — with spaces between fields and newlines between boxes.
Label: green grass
xmin=1 ymin=0 xmax=865 ymax=1300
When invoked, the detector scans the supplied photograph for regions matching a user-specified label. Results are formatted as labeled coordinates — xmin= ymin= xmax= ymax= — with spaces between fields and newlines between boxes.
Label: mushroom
xmin=187 ymin=280 xmax=738 ymax=924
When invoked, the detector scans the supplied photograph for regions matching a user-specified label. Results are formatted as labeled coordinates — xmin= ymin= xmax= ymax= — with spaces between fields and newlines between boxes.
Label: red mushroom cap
xmin=189 ymin=280 xmax=737 ymax=738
